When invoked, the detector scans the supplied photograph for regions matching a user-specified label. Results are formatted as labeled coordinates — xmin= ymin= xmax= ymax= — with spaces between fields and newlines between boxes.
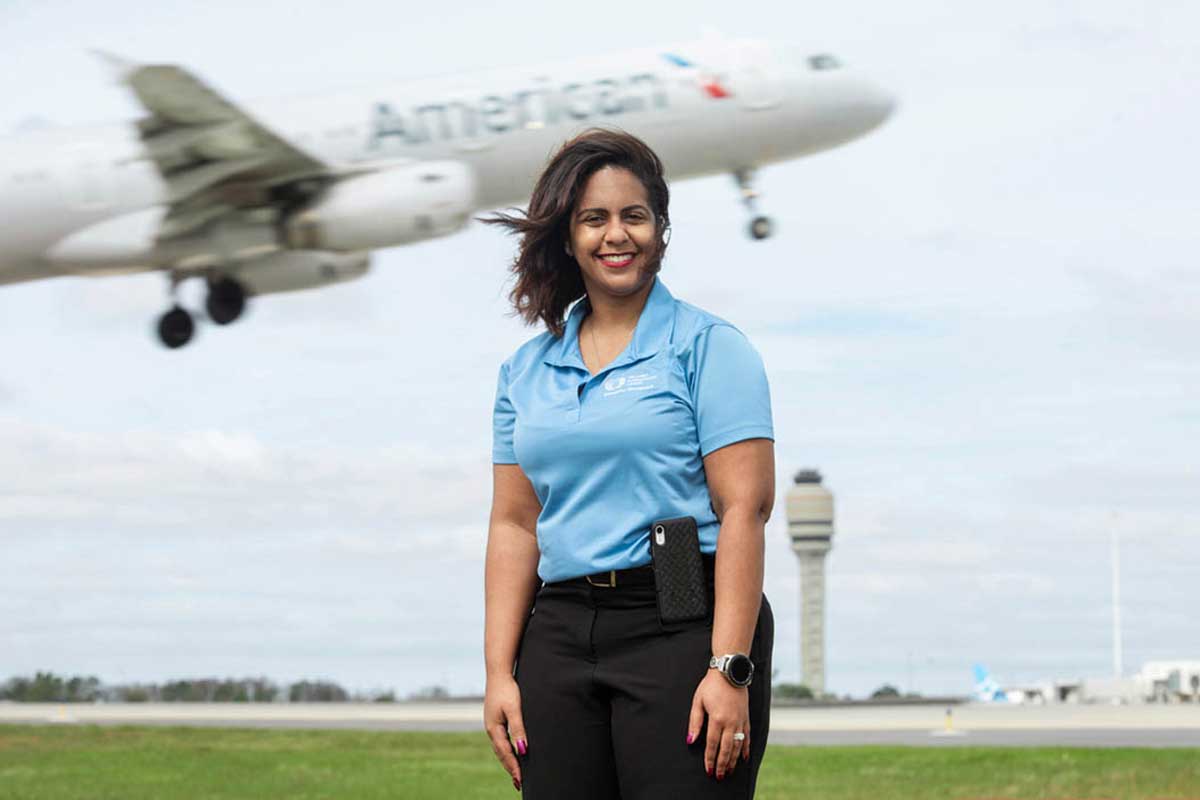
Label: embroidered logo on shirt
xmin=602 ymin=371 xmax=659 ymax=397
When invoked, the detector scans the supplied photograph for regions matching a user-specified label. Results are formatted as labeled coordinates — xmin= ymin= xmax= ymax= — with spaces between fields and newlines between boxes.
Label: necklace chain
xmin=586 ymin=315 xmax=636 ymax=370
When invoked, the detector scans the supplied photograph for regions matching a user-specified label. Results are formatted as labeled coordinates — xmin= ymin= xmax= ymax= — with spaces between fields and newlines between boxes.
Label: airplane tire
xmin=157 ymin=306 xmax=195 ymax=349
xmin=206 ymin=276 xmax=247 ymax=326
xmin=749 ymin=216 xmax=773 ymax=240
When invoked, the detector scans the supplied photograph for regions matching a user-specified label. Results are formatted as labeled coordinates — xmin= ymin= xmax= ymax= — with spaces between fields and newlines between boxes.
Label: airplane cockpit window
xmin=808 ymin=54 xmax=842 ymax=71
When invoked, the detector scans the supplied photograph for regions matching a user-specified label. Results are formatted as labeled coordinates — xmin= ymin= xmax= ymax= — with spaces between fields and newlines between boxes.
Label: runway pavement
xmin=2 ymin=701 xmax=1198 ymax=747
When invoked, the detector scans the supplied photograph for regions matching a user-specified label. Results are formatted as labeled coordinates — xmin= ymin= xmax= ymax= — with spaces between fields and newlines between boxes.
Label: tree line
xmin=0 ymin=672 xmax=443 ymax=703
xmin=3 ymin=671 xmax=920 ymax=704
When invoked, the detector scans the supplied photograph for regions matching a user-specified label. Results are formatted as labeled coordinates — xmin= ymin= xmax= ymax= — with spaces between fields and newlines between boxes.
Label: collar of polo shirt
xmin=543 ymin=277 xmax=677 ymax=371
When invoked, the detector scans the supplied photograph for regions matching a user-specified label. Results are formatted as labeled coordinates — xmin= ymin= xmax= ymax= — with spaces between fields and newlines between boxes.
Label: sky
xmin=1 ymin=0 xmax=1197 ymax=699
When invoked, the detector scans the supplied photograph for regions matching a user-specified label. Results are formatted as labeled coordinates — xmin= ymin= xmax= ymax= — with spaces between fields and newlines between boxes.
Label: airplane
xmin=972 ymin=664 xmax=1009 ymax=703
xmin=972 ymin=664 xmax=1064 ymax=704
xmin=0 ymin=38 xmax=895 ymax=348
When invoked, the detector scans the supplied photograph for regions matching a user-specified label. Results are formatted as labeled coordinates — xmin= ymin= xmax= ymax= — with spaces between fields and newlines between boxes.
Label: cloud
xmin=0 ymin=417 xmax=493 ymax=538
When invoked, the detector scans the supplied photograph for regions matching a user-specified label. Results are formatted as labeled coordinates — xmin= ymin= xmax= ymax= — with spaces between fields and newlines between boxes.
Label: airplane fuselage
xmin=0 ymin=39 xmax=894 ymax=286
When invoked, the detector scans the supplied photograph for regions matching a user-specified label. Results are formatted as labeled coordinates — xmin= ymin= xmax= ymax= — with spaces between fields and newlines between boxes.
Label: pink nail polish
xmin=516 ymin=738 xmax=527 ymax=756
xmin=686 ymin=732 xmax=695 ymax=744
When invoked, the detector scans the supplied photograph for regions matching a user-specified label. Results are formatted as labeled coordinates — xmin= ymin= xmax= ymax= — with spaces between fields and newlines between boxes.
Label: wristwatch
xmin=710 ymin=653 xmax=754 ymax=687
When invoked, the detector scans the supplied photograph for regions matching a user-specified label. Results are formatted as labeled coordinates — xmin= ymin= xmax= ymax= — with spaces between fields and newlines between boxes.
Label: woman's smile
xmin=598 ymin=252 xmax=636 ymax=269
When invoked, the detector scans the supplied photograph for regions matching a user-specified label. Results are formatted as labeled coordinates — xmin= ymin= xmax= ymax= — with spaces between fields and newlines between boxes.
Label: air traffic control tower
xmin=786 ymin=469 xmax=835 ymax=695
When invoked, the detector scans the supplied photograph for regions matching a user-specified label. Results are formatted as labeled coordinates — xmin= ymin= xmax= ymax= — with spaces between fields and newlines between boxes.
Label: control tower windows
xmin=808 ymin=54 xmax=842 ymax=71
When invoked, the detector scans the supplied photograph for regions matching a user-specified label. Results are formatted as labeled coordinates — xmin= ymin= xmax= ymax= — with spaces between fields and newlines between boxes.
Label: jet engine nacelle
xmin=232 ymin=250 xmax=370 ymax=295
xmin=283 ymin=161 xmax=477 ymax=252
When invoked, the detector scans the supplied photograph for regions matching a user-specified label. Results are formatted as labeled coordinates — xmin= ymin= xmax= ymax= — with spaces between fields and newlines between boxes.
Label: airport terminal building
xmin=1001 ymin=660 xmax=1200 ymax=705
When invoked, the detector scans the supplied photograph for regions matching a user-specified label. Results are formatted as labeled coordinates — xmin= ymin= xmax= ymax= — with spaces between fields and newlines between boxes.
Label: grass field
xmin=1 ymin=724 xmax=1198 ymax=799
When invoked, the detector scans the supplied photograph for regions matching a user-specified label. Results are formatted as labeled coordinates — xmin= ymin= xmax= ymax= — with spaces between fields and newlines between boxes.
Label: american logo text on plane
xmin=368 ymin=73 xmax=669 ymax=147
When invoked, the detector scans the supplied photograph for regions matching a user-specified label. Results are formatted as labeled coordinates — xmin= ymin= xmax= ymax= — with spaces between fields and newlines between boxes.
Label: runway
xmin=3 ymin=701 xmax=1199 ymax=747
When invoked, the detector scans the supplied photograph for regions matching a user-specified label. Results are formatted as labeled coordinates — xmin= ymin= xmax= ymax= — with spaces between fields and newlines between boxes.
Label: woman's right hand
xmin=484 ymin=674 xmax=528 ymax=791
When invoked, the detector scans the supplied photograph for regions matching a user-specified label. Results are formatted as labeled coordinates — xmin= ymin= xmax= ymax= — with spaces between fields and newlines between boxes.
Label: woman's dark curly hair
xmin=480 ymin=128 xmax=671 ymax=338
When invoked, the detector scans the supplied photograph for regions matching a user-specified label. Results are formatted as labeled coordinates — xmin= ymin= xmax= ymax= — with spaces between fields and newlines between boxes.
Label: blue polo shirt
xmin=492 ymin=276 xmax=773 ymax=583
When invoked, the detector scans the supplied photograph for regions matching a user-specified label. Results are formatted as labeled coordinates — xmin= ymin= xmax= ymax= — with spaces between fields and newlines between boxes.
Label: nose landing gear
xmin=734 ymin=169 xmax=773 ymax=241
xmin=749 ymin=216 xmax=773 ymax=240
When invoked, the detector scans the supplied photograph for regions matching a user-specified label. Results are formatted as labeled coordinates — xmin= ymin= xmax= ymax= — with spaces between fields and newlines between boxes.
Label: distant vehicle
xmin=0 ymin=38 xmax=894 ymax=348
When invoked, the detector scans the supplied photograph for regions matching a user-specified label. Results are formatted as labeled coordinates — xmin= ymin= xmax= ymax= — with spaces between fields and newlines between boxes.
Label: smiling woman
xmin=480 ymin=128 xmax=671 ymax=338
xmin=480 ymin=129 xmax=777 ymax=799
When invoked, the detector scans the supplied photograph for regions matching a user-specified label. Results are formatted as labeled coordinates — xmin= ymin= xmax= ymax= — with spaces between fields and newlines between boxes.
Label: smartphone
xmin=648 ymin=516 xmax=709 ymax=624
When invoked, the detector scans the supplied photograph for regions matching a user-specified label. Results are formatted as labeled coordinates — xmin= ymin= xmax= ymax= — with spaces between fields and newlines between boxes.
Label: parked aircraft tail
xmin=972 ymin=663 xmax=1009 ymax=703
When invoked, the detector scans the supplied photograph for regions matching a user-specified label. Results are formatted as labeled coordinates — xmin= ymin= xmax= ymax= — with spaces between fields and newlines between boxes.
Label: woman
xmin=482 ymin=128 xmax=775 ymax=798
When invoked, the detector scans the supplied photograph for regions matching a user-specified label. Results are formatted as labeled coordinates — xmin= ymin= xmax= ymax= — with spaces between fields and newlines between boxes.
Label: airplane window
xmin=809 ymin=54 xmax=842 ymax=71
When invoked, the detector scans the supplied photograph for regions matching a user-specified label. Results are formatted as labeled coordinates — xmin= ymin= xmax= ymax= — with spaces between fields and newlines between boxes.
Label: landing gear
xmin=157 ymin=305 xmax=195 ymax=349
xmin=205 ymin=276 xmax=247 ymax=326
xmin=749 ymin=216 xmax=773 ymax=240
xmin=153 ymin=271 xmax=249 ymax=349
xmin=734 ymin=168 xmax=774 ymax=240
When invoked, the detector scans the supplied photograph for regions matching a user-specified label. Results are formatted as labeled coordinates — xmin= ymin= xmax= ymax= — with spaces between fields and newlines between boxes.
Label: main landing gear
xmin=205 ymin=276 xmax=247 ymax=326
xmin=154 ymin=272 xmax=249 ymax=349
xmin=157 ymin=305 xmax=195 ymax=349
xmin=734 ymin=168 xmax=773 ymax=241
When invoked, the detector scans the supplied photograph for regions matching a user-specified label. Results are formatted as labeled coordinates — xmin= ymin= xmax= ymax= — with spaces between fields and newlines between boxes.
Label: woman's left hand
xmin=687 ymin=669 xmax=750 ymax=780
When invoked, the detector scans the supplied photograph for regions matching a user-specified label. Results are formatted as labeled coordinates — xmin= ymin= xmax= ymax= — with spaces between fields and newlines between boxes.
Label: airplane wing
xmin=101 ymin=53 xmax=332 ymax=242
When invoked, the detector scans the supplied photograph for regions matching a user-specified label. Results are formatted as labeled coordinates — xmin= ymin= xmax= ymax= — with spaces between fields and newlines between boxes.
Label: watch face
xmin=728 ymin=655 xmax=754 ymax=685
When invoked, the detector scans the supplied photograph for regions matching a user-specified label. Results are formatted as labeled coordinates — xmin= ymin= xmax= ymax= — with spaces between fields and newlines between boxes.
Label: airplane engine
xmin=232 ymin=250 xmax=371 ymax=295
xmin=283 ymin=161 xmax=477 ymax=252
xmin=45 ymin=207 xmax=167 ymax=270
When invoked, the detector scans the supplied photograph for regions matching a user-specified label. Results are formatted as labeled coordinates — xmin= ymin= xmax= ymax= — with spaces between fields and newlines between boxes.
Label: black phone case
xmin=649 ymin=516 xmax=709 ymax=624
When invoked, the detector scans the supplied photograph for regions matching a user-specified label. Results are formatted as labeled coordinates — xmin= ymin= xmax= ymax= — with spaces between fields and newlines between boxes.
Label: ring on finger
xmin=732 ymin=731 xmax=746 ymax=742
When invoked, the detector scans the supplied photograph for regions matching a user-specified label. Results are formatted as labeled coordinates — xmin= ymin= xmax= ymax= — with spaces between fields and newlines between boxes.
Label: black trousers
xmin=514 ymin=574 xmax=774 ymax=799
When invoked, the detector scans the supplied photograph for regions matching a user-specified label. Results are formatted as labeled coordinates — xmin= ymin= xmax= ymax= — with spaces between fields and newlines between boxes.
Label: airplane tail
xmin=972 ymin=663 xmax=1008 ymax=702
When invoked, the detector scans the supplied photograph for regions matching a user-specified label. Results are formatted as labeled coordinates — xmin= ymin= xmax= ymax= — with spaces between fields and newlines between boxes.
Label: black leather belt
xmin=556 ymin=553 xmax=715 ymax=589
xmin=583 ymin=564 xmax=656 ymax=588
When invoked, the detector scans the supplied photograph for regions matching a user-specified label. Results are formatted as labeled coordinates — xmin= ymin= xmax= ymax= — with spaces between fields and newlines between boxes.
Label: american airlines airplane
xmin=0 ymin=38 xmax=894 ymax=348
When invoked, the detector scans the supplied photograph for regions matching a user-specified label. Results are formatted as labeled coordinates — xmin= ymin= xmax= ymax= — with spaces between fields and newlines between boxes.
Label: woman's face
xmin=568 ymin=165 xmax=659 ymax=300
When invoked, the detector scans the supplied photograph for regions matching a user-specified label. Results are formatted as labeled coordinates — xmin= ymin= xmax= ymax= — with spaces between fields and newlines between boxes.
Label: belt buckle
xmin=586 ymin=570 xmax=617 ymax=588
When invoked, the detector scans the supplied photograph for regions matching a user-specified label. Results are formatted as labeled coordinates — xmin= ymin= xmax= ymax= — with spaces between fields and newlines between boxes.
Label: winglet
xmin=91 ymin=49 xmax=139 ymax=82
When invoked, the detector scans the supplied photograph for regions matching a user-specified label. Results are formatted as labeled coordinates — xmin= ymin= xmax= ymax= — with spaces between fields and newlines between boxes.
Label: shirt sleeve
xmin=492 ymin=361 xmax=519 ymax=464
xmin=688 ymin=324 xmax=774 ymax=457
